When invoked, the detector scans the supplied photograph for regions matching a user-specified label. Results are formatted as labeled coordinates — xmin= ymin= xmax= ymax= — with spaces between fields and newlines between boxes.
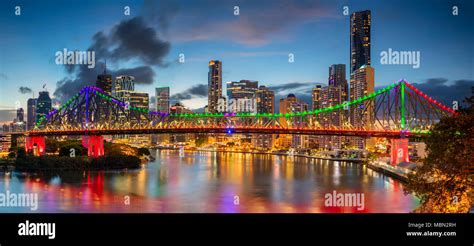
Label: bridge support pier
xmin=390 ymin=138 xmax=409 ymax=166
xmin=82 ymin=135 xmax=104 ymax=157
xmin=25 ymin=136 xmax=46 ymax=156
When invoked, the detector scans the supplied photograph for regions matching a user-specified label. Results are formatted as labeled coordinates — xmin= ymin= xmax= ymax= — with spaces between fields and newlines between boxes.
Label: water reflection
xmin=0 ymin=150 xmax=419 ymax=213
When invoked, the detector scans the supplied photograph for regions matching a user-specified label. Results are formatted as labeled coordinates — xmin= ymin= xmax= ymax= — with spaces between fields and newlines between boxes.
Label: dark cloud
xmin=110 ymin=17 xmax=170 ymax=66
xmin=425 ymin=78 xmax=448 ymax=85
xmin=54 ymin=63 xmax=156 ymax=102
xmin=54 ymin=15 xmax=172 ymax=102
xmin=408 ymin=79 xmax=474 ymax=106
xmin=18 ymin=86 xmax=33 ymax=94
xmin=171 ymin=84 xmax=207 ymax=100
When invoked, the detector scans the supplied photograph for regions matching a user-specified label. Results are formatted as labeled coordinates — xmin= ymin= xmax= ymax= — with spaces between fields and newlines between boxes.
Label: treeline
xmin=15 ymin=155 xmax=141 ymax=171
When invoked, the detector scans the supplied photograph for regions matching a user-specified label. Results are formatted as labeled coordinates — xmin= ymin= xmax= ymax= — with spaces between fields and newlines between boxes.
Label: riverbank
xmin=365 ymin=161 xmax=409 ymax=182
xmin=157 ymin=147 xmax=366 ymax=163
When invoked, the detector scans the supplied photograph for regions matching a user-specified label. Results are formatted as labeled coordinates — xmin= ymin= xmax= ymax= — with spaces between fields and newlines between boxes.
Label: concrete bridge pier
xmin=390 ymin=138 xmax=409 ymax=166
xmin=25 ymin=136 xmax=46 ymax=156
xmin=82 ymin=135 xmax=104 ymax=157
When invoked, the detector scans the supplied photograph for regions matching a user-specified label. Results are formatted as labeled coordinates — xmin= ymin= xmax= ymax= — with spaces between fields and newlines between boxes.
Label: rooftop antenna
xmin=104 ymin=59 xmax=107 ymax=75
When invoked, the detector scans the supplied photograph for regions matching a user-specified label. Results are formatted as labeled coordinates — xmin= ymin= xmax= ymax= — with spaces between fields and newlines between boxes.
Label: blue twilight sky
xmin=0 ymin=0 xmax=473 ymax=120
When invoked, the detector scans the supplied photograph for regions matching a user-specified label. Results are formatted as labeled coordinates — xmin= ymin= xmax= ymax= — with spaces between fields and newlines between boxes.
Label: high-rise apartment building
xmin=350 ymin=10 xmax=371 ymax=73
xmin=36 ymin=91 xmax=52 ymax=127
xmin=208 ymin=60 xmax=222 ymax=113
xmin=155 ymin=87 xmax=170 ymax=113
xmin=27 ymin=98 xmax=37 ymax=130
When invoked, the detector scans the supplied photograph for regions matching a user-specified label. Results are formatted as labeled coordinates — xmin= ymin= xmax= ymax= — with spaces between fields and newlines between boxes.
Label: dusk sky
xmin=0 ymin=0 xmax=473 ymax=121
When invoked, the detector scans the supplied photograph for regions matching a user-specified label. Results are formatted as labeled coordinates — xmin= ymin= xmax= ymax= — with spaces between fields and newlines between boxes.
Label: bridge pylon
xmin=82 ymin=135 xmax=104 ymax=157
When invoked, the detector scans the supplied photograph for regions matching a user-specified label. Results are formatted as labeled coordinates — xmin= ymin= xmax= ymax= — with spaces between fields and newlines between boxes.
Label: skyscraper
xmin=312 ymin=85 xmax=323 ymax=110
xmin=226 ymin=80 xmax=258 ymax=99
xmin=36 ymin=91 xmax=52 ymax=127
xmin=27 ymin=98 xmax=37 ymax=130
xmin=129 ymin=92 xmax=149 ymax=110
xmin=256 ymin=85 xmax=274 ymax=114
xmin=350 ymin=10 xmax=371 ymax=73
xmin=226 ymin=80 xmax=258 ymax=113
xmin=278 ymin=94 xmax=298 ymax=149
xmin=329 ymin=64 xmax=348 ymax=102
xmin=96 ymin=64 xmax=113 ymax=95
xmin=16 ymin=108 xmax=24 ymax=122
xmin=255 ymin=85 xmax=275 ymax=150
xmin=208 ymin=60 xmax=222 ymax=113
xmin=155 ymin=87 xmax=170 ymax=113
xmin=350 ymin=65 xmax=375 ymax=148
xmin=113 ymin=75 xmax=135 ymax=100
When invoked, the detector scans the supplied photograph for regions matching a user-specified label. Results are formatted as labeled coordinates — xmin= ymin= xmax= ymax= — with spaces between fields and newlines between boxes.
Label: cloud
xmin=171 ymin=84 xmax=208 ymax=100
xmin=54 ymin=15 xmax=172 ymax=102
xmin=169 ymin=0 xmax=336 ymax=46
xmin=109 ymin=17 xmax=171 ymax=66
xmin=408 ymin=78 xmax=474 ymax=106
xmin=269 ymin=82 xmax=318 ymax=95
xmin=18 ymin=86 xmax=33 ymax=94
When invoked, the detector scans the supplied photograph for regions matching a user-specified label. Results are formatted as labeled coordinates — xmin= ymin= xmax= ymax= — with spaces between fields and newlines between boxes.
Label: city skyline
xmin=0 ymin=0 xmax=472 ymax=218
xmin=0 ymin=0 xmax=473 ymax=123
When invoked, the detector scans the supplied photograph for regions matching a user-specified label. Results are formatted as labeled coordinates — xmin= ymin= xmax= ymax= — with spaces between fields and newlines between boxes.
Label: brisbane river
xmin=0 ymin=150 xmax=419 ymax=213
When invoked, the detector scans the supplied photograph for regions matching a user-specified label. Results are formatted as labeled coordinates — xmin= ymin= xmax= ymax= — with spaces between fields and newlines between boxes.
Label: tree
xmin=59 ymin=143 xmax=87 ymax=157
xmin=405 ymin=93 xmax=474 ymax=213
xmin=8 ymin=152 xmax=16 ymax=159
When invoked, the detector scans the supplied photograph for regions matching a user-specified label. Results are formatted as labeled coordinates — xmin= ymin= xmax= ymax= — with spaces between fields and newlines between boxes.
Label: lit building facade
xmin=155 ymin=87 xmax=170 ymax=113
xmin=254 ymin=85 xmax=275 ymax=150
xmin=36 ymin=91 xmax=52 ymax=128
xmin=350 ymin=65 xmax=375 ymax=149
xmin=27 ymin=98 xmax=37 ymax=130
xmin=208 ymin=60 xmax=222 ymax=113
xmin=350 ymin=10 xmax=371 ymax=73
xmin=113 ymin=75 xmax=135 ymax=101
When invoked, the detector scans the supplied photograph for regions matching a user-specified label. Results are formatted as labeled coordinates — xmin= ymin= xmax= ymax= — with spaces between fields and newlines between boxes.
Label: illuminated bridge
xmin=21 ymin=80 xmax=457 ymax=162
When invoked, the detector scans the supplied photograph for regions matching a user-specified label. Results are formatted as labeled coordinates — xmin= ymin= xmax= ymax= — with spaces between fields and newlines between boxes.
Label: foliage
xmin=405 ymin=93 xmax=474 ymax=213
xmin=137 ymin=147 xmax=151 ymax=156
xmin=14 ymin=154 xmax=141 ymax=171
xmin=58 ymin=143 xmax=87 ymax=156
xmin=8 ymin=152 xmax=16 ymax=159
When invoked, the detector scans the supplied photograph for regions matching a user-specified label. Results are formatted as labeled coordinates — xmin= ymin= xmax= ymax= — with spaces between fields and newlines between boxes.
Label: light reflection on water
xmin=0 ymin=150 xmax=419 ymax=213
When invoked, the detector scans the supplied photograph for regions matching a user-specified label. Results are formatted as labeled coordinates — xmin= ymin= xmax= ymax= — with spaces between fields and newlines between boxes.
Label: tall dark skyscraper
xmin=16 ymin=108 xmax=24 ymax=122
xmin=208 ymin=60 xmax=222 ymax=113
xmin=27 ymin=98 xmax=37 ymax=130
xmin=96 ymin=64 xmax=113 ymax=95
xmin=350 ymin=10 xmax=371 ymax=73
xmin=36 ymin=91 xmax=52 ymax=125
xmin=329 ymin=64 xmax=348 ymax=101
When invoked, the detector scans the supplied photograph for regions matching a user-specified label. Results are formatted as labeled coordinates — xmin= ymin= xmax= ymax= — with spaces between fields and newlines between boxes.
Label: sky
xmin=0 ymin=0 xmax=473 ymax=122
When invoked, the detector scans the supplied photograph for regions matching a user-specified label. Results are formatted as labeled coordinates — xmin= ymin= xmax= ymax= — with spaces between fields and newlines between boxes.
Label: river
xmin=0 ymin=150 xmax=419 ymax=213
